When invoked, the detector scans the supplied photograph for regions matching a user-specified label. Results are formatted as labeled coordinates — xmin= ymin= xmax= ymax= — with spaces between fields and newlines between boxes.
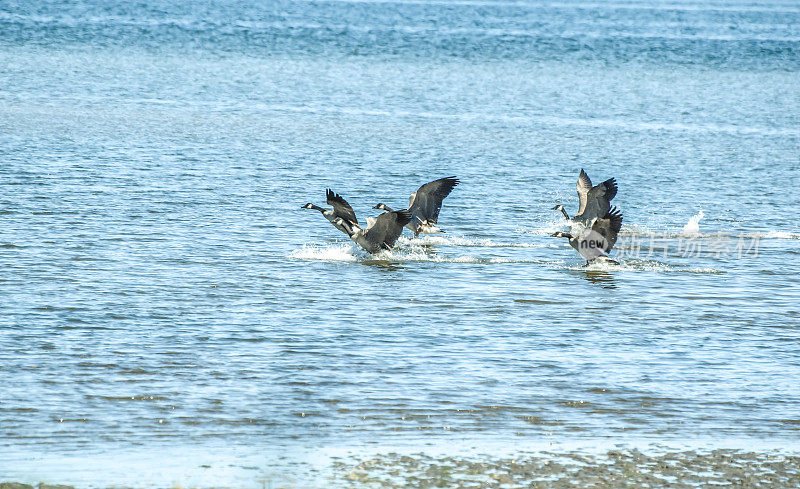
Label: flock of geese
xmin=302 ymin=170 xmax=623 ymax=265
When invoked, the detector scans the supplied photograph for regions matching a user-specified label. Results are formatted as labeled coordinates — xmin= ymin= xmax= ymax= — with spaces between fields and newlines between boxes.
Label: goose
xmin=373 ymin=176 xmax=459 ymax=237
xmin=551 ymin=206 xmax=623 ymax=265
xmin=301 ymin=189 xmax=359 ymax=236
xmin=553 ymin=169 xmax=617 ymax=223
xmin=335 ymin=210 xmax=412 ymax=254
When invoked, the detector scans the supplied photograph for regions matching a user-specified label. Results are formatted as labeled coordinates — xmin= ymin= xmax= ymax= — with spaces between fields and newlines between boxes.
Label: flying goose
xmin=336 ymin=210 xmax=412 ymax=254
xmin=373 ymin=176 xmax=459 ymax=237
xmin=301 ymin=189 xmax=359 ymax=236
xmin=551 ymin=206 xmax=623 ymax=265
xmin=553 ymin=169 xmax=617 ymax=223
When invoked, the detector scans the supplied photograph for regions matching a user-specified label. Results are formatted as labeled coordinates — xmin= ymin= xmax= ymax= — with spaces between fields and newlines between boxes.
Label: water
xmin=1 ymin=0 xmax=799 ymax=486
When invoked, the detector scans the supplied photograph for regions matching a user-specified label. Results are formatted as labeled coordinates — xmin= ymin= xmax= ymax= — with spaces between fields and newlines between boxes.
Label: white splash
xmin=603 ymin=259 xmax=723 ymax=274
xmin=748 ymin=230 xmax=800 ymax=240
xmin=682 ymin=210 xmax=705 ymax=236
xmin=288 ymin=243 xmax=359 ymax=261
xmin=398 ymin=235 xmax=545 ymax=248
xmin=519 ymin=218 xmax=572 ymax=236
xmin=370 ymin=246 xmax=546 ymax=264
xmin=289 ymin=241 xmax=548 ymax=264
xmin=617 ymin=223 xmax=655 ymax=237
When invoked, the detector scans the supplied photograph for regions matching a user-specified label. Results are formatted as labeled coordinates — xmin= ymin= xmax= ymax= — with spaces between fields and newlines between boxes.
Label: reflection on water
xmin=580 ymin=269 xmax=617 ymax=289
xmin=362 ymin=259 xmax=406 ymax=271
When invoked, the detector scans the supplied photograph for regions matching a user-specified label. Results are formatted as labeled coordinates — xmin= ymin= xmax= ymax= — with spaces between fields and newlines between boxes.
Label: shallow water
xmin=1 ymin=0 xmax=799 ymax=486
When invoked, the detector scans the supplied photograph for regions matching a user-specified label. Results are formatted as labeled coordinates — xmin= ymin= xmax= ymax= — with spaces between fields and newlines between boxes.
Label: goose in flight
xmin=551 ymin=206 xmax=623 ymax=265
xmin=373 ymin=176 xmax=459 ymax=237
xmin=553 ymin=169 xmax=617 ymax=223
xmin=336 ymin=210 xmax=412 ymax=254
xmin=301 ymin=189 xmax=359 ymax=236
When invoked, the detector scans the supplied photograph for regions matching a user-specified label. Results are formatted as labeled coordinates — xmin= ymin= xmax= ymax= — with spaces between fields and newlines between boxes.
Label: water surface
xmin=1 ymin=0 xmax=799 ymax=486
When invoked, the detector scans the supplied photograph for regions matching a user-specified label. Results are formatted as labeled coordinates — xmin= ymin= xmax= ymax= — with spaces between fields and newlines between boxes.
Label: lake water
xmin=1 ymin=0 xmax=799 ymax=487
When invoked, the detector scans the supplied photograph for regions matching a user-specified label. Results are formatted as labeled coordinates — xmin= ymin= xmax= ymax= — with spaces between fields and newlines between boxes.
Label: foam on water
xmin=563 ymin=258 xmax=723 ymax=274
xmin=620 ymin=259 xmax=724 ymax=274
xmin=519 ymin=217 xmax=578 ymax=236
xmin=288 ymin=241 xmax=725 ymax=272
xmin=398 ymin=235 xmax=546 ymax=248
xmin=289 ymin=240 xmax=549 ymax=264
xmin=288 ymin=243 xmax=360 ymax=261
xmin=748 ymin=230 xmax=800 ymax=240
xmin=620 ymin=215 xmax=797 ymax=242
xmin=373 ymin=249 xmax=548 ymax=264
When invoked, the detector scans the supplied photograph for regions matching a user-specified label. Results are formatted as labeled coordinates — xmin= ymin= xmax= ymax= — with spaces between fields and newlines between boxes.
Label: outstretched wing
xmin=597 ymin=177 xmax=617 ymax=203
xmin=326 ymin=189 xmax=358 ymax=225
xmin=576 ymin=173 xmax=617 ymax=222
xmin=365 ymin=210 xmax=412 ymax=250
xmin=591 ymin=206 xmax=623 ymax=252
xmin=585 ymin=177 xmax=617 ymax=218
xmin=407 ymin=176 xmax=459 ymax=225
xmin=576 ymin=169 xmax=592 ymax=216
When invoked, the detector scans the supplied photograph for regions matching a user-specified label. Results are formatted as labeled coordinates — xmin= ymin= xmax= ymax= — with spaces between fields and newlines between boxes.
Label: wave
xmin=746 ymin=230 xmax=800 ymax=240
xmin=565 ymin=259 xmax=723 ymax=274
xmin=290 ymin=214 xmax=793 ymax=267
xmin=518 ymin=218 xmax=574 ymax=237
xmin=6 ymin=18 xmax=798 ymax=45
xmin=619 ymin=227 xmax=800 ymax=241
xmin=288 ymin=243 xmax=360 ymax=262
xmin=288 ymin=233 xmax=550 ymax=263
xmin=289 ymin=242 xmax=550 ymax=264
xmin=262 ymin=104 xmax=800 ymax=138
xmin=396 ymin=235 xmax=546 ymax=248
xmin=516 ymin=211 xmax=799 ymax=246
xmin=288 ymin=242 xmax=724 ymax=273
xmin=301 ymin=0 xmax=800 ymax=14
xmin=372 ymin=253 xmax=548 ymax=264
xmin=619 ymin=260 xmax=723 ymax=274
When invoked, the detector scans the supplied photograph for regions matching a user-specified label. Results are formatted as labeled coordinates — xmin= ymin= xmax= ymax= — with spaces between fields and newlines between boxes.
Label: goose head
xmin=550 ymin=231 xmax=573 ymax=239
xmin=301 ymin=203 xmax=315 ymax=209
xmin=373 ymin=203 xmax=391 ymax=210
xmin=552 ymin=204 xmax=564 ymax=211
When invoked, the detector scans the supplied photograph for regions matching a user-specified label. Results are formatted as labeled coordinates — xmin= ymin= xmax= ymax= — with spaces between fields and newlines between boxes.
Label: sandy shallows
xmin=331 ymin=449 xmax=800 ymax=488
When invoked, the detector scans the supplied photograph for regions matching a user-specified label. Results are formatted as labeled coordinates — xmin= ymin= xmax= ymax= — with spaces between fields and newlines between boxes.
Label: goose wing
xmin=364 ymin=210 xmax=412 ymax=250
xmin=407 ymin=176 xmax=459 ymax=225
xmin=583 ymin=177 xmax=617 ymax=219
xmin=326 ymin=189 xmax=358 ymax=225
xmin=595 ymin=177 xmax=617 ymax=203
xmin=591 ymin=206 xmax=623 ymax=252
xmin=576 ymin=169 xmax=592 ymax=215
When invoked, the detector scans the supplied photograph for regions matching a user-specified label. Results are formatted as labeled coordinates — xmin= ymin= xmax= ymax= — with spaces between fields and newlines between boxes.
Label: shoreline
xmin=4 ymin=446 xmax=799 ymax=489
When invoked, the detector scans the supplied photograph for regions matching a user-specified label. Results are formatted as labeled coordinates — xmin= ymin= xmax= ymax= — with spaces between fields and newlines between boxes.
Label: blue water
xmin=1 ymin=0 xmax=799 ymax=486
